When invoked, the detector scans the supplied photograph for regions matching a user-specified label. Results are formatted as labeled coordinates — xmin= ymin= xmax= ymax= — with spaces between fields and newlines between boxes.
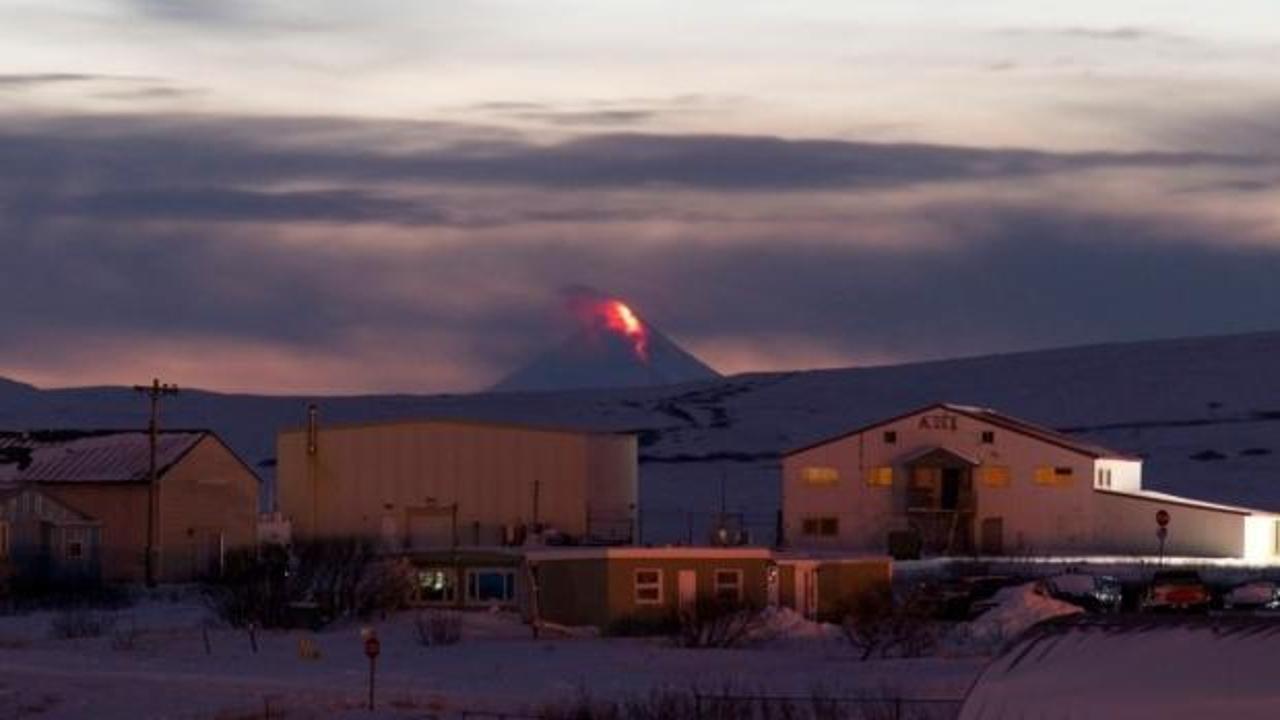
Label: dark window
xmin=66 ymin=541 xmax=84 ymax=560
xmin=883 ymin=430 xmax=897 ymax=444
xmin=1055 ymin=467 xmax=1074 ymax=476
xmin=802 ymin=517 xmax=839 ymax=536
xmin=981 ymin=430 xmax=995 ymax=444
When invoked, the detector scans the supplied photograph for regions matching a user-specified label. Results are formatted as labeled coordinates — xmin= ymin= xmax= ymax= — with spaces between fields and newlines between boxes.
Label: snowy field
xmin=0 ymin=592 xmax=985 ymax=719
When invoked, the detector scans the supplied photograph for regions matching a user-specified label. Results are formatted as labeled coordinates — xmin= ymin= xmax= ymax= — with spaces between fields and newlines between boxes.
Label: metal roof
xmin=784 ymin=402 xmax=1140 ymax=461
xmin=0 ymin=430 xmax=210 ymax=484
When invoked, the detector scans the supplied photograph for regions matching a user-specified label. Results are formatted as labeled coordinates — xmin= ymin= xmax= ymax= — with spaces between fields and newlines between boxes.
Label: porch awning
xmin=897 ymin=445 xmax=979 ymax=467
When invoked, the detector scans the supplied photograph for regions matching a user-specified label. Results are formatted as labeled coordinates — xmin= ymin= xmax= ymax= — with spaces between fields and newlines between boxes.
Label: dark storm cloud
xmin=0 ymin=113 xmax=1266 ymax=201
xmin=4 ymin=192 xmax=1280 ymax=389
xmin=7 ymin=188 xmax=448 ymax=224
xmin=3 ymin=110 xmax=1280 ymax=389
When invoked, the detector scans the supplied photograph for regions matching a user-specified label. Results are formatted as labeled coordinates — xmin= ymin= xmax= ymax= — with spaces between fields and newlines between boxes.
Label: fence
xmin=454 ymin=691 xmax=965 ymax=720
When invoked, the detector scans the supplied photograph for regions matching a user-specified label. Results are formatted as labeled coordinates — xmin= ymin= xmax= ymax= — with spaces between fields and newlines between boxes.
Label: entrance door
xmin=677 ymin=570 xmax=697 ymax=615
xmin=794 ymin=565 xmax=819 ymax=619
xmin=941 ymin=468 xmax=963 ymax=510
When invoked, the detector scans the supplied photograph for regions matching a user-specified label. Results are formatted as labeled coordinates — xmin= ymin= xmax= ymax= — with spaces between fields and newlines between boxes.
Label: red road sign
xmin=1156 ymin=509 xmax=1170 ymax=527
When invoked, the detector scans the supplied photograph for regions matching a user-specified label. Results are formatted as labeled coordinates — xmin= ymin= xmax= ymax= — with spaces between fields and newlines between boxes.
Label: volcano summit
xmin=491 ymin=298 xmax=720 ymax=393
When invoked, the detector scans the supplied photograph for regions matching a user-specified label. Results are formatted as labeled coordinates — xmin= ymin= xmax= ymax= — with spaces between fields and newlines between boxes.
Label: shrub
xmin=839 ymin=589 xmax=937 ymax=661
xmin=414 ymin=609 xmax=462 ymax=646
xmin=675 ymin=599 xmax=763 ymax=649
xmin=205 ymin=539 xmax=414 ymax=629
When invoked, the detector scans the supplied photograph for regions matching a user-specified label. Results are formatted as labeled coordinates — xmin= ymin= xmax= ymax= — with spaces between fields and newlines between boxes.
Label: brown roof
xmin=0 ymin=430 xmax=211 ymax=484
xmin=785 ymin=403 xmax=1141 ymax=460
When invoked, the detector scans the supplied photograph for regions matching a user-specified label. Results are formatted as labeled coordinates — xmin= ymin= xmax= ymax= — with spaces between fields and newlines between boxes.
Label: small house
xmin=0 ymin=486 xmax=101 ymax=587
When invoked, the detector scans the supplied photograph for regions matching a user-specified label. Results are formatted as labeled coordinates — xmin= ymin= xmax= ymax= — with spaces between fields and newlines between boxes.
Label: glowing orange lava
xmin=601 ymin=300 xmax=648 ymax=360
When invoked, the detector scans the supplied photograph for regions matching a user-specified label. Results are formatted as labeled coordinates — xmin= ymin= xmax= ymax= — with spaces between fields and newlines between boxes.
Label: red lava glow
xmin=600 ymin=299 xmax=648 ymax=360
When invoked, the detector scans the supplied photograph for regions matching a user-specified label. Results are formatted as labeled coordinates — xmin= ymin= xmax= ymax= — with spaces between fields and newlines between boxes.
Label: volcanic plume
xmin=491 ymin=291 xmax=720 ymax=393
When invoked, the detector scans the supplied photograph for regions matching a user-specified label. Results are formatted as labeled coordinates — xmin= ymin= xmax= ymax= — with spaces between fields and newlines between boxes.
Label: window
xmin=466 ymin=568 xmax=516 ymax=604
xmin=1274 ymin=520 xmax=1280 ymax=556
xmin=867 ymin=466 xmax=894 ymax=487
xmin=417 ymin=568 xmax=456 ymax=604
xmin=802 ymin=517 xmax=839 ymax=537
xmin=883 ymin=430 xmax=897 ymax=444
xmin=66 ymin=540 xmax=84 ymax=560
xmin=980 ymin=430 xmax=995 ymax=444
xmin=981 ymin=465 xmax=1011 ymax=488
xmin=801 ymin=466 xmax=840 ymax=486
xmin=713 ymin=569 xmax=744 ymax=602
xmin=634 ymin=568 xmax=663 ymax=605
xmin=1035 ymin=466 xmax=1073 ymax=487
xmin=0 ymin=521 xmax=8 ymax=559
xmin=1095 ymin=468 xmax=1113 ymax=488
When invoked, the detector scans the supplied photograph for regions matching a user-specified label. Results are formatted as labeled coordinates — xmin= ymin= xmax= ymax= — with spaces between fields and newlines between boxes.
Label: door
xmin=981 ymin=517 xmax=1004 ymax=556
xmin=677 ymin=569 xmax=697 ymax=615
xmin=794 ymin=564 xmax=819 ymax=619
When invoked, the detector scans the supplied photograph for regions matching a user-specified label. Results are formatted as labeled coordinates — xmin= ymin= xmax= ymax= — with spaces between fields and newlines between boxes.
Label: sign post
xmin=362 ymin=627 xmax=380 ymax=711
xmin=1156 ymin=510 xmax=1170 ymax=566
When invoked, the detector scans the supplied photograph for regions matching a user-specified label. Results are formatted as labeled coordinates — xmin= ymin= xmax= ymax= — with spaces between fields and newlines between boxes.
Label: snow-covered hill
xmin=2 ymin=331 xmax=1279 ymax=544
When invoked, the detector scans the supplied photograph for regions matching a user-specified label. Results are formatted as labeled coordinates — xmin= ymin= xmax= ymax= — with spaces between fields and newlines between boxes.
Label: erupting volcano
xmin=491 ymin=294 xmax=720 ymax=393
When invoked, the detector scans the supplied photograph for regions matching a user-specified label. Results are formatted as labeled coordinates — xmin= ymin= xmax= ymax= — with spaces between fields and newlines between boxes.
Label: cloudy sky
xmin=2 ymin=1 xmax=1280 ymax=394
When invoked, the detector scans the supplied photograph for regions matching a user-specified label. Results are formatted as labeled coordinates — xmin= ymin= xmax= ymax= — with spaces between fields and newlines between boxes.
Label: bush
xmin=675 ymin=599 xmax=763 ymax=649
xmin=205 ymin=539 xmax=415 ymax=629
xmin=414 ymin=609 xmax=462 ymax=646
xmin=839 ymin=589 xmax=937 ymax=661
xmin=49 ymin=608 xmax=116 ymax=639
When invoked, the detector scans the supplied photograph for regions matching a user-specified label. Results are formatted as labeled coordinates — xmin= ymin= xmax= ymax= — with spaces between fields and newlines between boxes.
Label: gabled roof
xmin=784 ymin=403 xmax=1140 ymax=461
xmin=0 ymin=430 xmax=211 ymax=484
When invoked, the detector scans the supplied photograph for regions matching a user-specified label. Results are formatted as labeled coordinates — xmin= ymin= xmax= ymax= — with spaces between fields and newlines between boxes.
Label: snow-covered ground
xmin=961 ymin=617 xmax=1280 ymax=720
xmin=0 ymin=595 xmax=983 ymax=719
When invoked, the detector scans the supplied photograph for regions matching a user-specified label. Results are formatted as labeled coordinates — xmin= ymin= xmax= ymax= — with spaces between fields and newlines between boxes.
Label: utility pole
xmin=134 ymin=378 xmax=179 ymax=587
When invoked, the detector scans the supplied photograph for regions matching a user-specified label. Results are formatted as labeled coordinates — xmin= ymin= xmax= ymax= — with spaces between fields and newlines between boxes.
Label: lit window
xmin=801 ymin=467 xmax=840 ymax=486
xmin=713 ymin=569 xmax=744 ymax=603
xmin=982 ymin=465 xmax=1011 ymax=487
xmin=466 ymin=568 xmax=515 ymax=604
xmin=634 ymin=568 xmax=663 ymax=605
xmin=417 ymin=568 xmax=456 ymax=604
xmin=867 ymin=466 xmax=894 ymax=487
xmin=1035 ymin=467 xmax=1073 ymax=487
xmin=883 ymin=431 xmax=897 ymax=444
xmin=981 ymin=431 xmax=995 ymax=444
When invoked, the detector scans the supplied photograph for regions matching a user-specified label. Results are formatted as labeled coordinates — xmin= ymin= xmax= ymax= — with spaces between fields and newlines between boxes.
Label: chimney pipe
xmin=306 ymin=403 xmax=319 ymax=455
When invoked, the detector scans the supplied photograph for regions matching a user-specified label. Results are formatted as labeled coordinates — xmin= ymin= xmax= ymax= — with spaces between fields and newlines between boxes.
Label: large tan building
xmin=276 ymin=416 xmax=638 ymax=550
xmin=784 ymin=403 xmax=1280 ymax=562
xmin=0 ymin=430 xmax=261 ymax=583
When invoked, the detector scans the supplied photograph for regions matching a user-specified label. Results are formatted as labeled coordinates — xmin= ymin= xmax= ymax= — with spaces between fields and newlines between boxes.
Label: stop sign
xmin=1156 ymin=509 xmax=1170 ymax=527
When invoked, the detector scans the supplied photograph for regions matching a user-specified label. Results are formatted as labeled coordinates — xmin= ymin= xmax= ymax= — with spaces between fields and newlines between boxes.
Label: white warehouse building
xmin=783 ymin=403 xmax=1280 ymax=563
